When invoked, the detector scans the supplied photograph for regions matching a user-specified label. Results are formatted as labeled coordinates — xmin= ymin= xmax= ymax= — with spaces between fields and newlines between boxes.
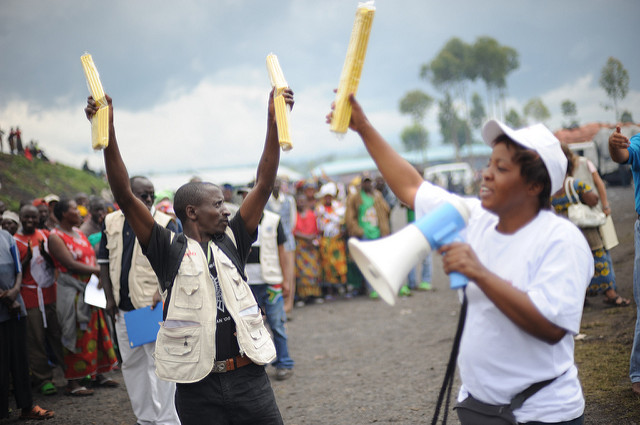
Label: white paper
xmin=83 ymin=274 xmax=106 ymax=308
xmin=238 ymin=305 xmax=259 ymax=317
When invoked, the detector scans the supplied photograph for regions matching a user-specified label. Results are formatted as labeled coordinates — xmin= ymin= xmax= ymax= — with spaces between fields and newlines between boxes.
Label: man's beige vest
xmin=258 ymin=210 xmax=283 ymax=284
xmin=104 ymin=209 xmax=173 ymax=309
xmin=154 ymin=229 xmax=276 ymax=383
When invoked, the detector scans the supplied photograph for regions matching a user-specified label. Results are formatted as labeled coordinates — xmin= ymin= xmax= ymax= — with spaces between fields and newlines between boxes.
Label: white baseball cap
xmin=482 ymin=119 xmax=567 ymax=195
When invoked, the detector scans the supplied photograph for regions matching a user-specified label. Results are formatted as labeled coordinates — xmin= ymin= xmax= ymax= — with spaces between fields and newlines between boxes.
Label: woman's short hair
xmin=53 ymin=198 xmax=72 ymax=221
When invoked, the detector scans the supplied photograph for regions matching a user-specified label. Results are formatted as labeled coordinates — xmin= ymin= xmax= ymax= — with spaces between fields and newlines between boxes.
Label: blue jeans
xmin=630 ymin=219 xmax=640 ymax=383
xmin=250 ymin=284 xmax=294 ymax=370
xmin=407 ymin=254 xmax=432 ymax=289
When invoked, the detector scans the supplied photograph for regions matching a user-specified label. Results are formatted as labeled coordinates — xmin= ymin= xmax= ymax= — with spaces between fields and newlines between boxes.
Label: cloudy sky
xmin=1 ymin=0 xmax=638 ymax=181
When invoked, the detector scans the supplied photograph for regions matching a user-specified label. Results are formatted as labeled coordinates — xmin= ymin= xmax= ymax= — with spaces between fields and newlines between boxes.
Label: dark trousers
xmin=175 ymin=362 xmax=283 ymax=425
xmin=521 ymin=415 xmax=584 ymax=425
xmin=0 ymin=317 xmax=32 ymax=418
xmin=26 ymin=304 xmax=65 ymax=386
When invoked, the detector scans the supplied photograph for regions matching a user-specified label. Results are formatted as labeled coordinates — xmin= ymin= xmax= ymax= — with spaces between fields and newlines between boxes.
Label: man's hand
xmin=267 ymin=88 xmax=295 ymax=126
xmin=0 ymin=286 xmax=19 ymax=306
xmin=104 ymin=295 xmax=118 ymax=320
xmin=281 ymin=280 xmax=290 ymax=299
xmin=609 ymin=125 xmax=631 ymax=164
xmin=609 ymin=126 xmax=630 ymax=149
xmin=151 ymin=290 xmax=162 ymax=309
xmin=85 ymin=94 xmax=113 ymax=125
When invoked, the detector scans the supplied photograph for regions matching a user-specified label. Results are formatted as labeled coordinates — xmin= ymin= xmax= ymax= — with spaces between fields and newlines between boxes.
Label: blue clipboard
xmin=123 ymin=302 xmax=163 ymax=348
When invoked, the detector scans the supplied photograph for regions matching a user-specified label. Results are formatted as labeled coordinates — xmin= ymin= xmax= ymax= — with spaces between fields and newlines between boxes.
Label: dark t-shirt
xmin=97 ymin=217 xmax=179 ymax=311
xmin=142 ymin=212 xmax=256 ymax=361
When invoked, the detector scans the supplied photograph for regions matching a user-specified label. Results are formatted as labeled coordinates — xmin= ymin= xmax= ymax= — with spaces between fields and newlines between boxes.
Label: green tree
xmin=470 ymin=92 xmax=486 ymax=130
xmin=620 ymin=110 xmax=634 ymax=123
xmin=505 ymin=108 xmax=524 ymax=128
xmin=438 ymin=93 xmax=471 ymax=159
xmin=599 ymin=57 xmax=629 ymax=122
xmin=398 ymin=90 xmax=433 ymax=160
xmin=421 ymin=38 xmax=477 ymax=150
xmin=561 ymin=99 xmax=578 ymax=128
xmin=400 ymin=124 xmax=429 ymax=156
xmin=472 ymin=36 xmax=519 ymax=117
xmin=399 ymin=90 xmax=434 ymax=123
xmin=523 ymin=97 xmax=550 ymax=124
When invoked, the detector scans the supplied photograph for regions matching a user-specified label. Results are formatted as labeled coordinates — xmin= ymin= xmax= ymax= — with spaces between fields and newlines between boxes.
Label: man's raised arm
xmin=609 ymin=125 xmax=631 ymax=164
xmin=240 ymin=88 xmax=294 ymax=234
xmin=85 ymin=95 xmax=155 ymax=246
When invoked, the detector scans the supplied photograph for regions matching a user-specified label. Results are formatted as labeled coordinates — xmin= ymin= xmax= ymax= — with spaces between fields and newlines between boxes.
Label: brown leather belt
xmin=212 ymin=355 xmax=253 ymax=373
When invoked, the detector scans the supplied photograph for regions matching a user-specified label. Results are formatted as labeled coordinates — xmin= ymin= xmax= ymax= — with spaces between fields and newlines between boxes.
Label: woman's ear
xmin=528 ymin=181 xmax=543 ymax=198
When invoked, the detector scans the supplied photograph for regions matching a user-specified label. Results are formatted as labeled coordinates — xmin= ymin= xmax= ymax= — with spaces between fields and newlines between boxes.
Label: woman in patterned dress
xmin=315 ymin=182 xmax=347 ymax=298
xmin=293 ymin=193 xmax=322 ymax=304
xmin=551 ymin=145 xmax=630 ymax=307
xmin=48 ymin=198 xmax=119 ymax=396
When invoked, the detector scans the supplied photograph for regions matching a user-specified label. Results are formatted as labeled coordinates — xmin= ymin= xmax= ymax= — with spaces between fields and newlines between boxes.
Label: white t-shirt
xmin=415 ymin=181 xmax=593 ymax=423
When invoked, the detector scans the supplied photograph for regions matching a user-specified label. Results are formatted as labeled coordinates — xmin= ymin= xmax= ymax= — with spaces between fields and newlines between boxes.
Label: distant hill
xmin=0 ymin=153 xmax=110 ymax=211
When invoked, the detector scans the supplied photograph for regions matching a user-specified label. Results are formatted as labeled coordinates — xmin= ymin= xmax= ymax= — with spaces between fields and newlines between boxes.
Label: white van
xmin=423 ymin=162 xmax=475 ymax=195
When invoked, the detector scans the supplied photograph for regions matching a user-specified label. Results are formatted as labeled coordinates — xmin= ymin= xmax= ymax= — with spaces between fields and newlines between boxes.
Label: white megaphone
xmin=348 ymin=198 xmax=470 ymax=305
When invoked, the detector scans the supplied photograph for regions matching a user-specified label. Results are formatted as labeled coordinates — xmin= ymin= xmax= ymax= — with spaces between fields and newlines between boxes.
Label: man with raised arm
xmin=85 ymin=87 xmax=293 ymax=425
xmin=608 ymin=125 xmax=640 ymax=396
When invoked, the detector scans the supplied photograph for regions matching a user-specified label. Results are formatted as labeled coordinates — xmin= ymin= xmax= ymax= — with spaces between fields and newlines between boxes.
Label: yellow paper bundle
xmin=330 ymin=1 xmax=375 ymax=134
xmin=80 ymin=53 xmax=109 ymax=150
xmin=266 ymin=54 xmax=292 ymax=151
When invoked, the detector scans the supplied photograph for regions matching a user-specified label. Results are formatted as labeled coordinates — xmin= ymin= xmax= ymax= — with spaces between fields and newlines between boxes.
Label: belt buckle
xmin=213 ymin=361 xmax=227 ymax=373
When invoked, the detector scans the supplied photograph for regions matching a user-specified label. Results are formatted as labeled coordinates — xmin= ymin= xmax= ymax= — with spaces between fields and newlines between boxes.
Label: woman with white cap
xmin=328 ymin=94 xmax=591 ymax=424
xmin=315 ymin=182 xmax=347 ymax=299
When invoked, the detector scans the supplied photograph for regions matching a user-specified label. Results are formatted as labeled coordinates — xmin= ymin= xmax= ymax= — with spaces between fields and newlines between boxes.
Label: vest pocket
xmin=245 ymin=314 xmax=271 ymax=349
xmin=174 ymin=261 xmax=204 ymax=309
xmin=155 ymin=324 xmax=201 ymax=363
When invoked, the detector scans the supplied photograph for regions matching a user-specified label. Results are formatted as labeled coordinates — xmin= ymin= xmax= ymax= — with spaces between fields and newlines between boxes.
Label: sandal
xmin=95 ymin=375 xmax=119 ymax=388
xmin=603 ymin=295 xmax=631 ymax=307
xmin=20 ymin=405 xmax=55 ymax=420
xmin=40 ymin=382 xmax=57 ymax=396
xmin=65 ymin=385 xmax=94 ymax=397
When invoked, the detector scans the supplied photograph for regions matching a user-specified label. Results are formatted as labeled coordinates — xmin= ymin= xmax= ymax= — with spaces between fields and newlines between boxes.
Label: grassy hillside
xmin=0 ymin=153 xmax=109 ymax=211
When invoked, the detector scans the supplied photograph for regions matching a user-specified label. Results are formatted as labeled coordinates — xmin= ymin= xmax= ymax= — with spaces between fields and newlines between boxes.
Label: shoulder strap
xmin=509 ymin=369 xmax=569 ymax=411
xmin=431 ymin=291 xmax=468 ymax=425
xmin=564 ymin=177 xmax=580 ymax=204
xmin=161 ymin=232 xmax=187 ymax=321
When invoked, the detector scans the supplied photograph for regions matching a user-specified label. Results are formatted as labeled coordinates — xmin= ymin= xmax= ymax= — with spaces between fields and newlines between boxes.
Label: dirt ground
xmin=4 ymin=186 xmax=640 ymax=424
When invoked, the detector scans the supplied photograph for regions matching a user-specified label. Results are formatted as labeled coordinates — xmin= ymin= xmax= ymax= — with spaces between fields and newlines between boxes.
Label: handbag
xmin=565 ymin=177 xmax=606 ymax=228
xmin=30 ymin=244 xmax=55 ymax=288
xmin=599 ymin=215 xmax=619 ymax=250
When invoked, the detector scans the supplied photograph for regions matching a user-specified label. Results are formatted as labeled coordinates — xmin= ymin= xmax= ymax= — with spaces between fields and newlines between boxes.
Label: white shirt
xmin=415 ymin=181 xmax=593 ymax=423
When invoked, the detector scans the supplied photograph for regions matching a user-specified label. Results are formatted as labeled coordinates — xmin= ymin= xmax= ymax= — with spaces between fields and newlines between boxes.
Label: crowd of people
xmin=0 ymin=126 xmax=49 ymax=161
xmin=0 ymin=87 xmax=638 ymax=424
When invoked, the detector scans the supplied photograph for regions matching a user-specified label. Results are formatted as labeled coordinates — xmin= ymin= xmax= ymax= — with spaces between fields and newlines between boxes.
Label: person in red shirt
xmin=14 ymin=205 xmax=64 ymax=396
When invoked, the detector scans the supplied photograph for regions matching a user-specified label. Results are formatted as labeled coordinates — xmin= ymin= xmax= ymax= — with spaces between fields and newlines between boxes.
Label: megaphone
xmin=348 ymin=198 xmax=470 ymax=305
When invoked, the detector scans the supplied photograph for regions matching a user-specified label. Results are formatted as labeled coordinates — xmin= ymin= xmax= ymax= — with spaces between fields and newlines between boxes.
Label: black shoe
xmin=275 ymin=368 xmax=293 ymax=381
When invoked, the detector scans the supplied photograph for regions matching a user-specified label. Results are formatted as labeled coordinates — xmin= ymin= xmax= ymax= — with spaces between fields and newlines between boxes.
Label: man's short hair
xmin=174 ymin=182 xmax=219 ymax=223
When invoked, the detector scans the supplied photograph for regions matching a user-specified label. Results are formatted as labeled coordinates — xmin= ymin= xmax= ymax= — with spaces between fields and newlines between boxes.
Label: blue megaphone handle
xmin=414 ymin=202 xmax=468 ymax=289
xmin=440 ymin=234 xmax=468 ymax=289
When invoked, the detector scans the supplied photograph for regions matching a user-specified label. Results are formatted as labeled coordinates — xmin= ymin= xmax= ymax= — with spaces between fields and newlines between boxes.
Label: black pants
xmin=0 ymin=317 xmax=32 ymax=418
xmin=175 ymin=362 xmax=283 ymax=425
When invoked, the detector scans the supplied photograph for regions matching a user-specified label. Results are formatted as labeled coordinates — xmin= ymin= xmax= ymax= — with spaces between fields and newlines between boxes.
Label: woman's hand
xmin=438 ymin=242 xmax=486 ymax=282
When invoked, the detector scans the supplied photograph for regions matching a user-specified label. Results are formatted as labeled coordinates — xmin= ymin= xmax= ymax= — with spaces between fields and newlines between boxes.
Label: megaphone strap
xmin=431 ymin=290 xmax=467 ymax=425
